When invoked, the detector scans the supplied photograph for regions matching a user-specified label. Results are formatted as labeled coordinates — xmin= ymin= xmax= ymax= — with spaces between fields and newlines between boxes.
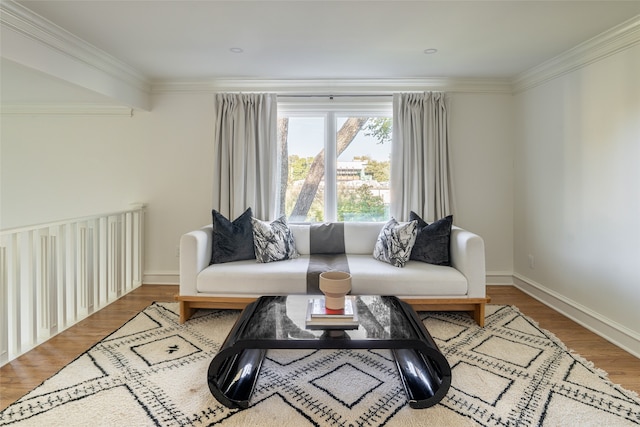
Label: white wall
xmin=0 ymin=92 xmax=216 ymax=282
xmin=513 ymin=43 xmax=640 ymax=353
xmin=1 ymin=90 xmax=514 ymax=283
xmin=448 ymin=93 xmax=514 ymax=282
xmin=135 ymin=92 xmax=217 ymax=282
xmin=1 ymin=112 xmax=146 ymax=226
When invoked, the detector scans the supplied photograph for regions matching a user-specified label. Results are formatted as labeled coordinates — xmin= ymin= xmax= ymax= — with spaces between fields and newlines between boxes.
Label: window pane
xmin=336 ymin=117 xmax=391 ymax=222
xmin=280 ymin=117 xmax=325 ymax=222
xmin=278 ymin=113 xmax=392 ymax=223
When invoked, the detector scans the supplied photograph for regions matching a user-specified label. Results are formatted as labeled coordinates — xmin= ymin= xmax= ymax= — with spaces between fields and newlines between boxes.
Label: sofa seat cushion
xmin=197 ymin=256 xmax=310 ymax=295
xmin=346 ymin=255 xmax=468 ymax=297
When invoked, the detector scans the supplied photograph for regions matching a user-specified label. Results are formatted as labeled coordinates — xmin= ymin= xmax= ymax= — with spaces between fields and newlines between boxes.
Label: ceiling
xmin=2 ymin=1 xmax=640 ymax=107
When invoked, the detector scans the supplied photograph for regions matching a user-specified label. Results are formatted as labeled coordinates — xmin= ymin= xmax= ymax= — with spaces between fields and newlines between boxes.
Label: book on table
xmin=305 ymin=296 xmax=359 ymax=329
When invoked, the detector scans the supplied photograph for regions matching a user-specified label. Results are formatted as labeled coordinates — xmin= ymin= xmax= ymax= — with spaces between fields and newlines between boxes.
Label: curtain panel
xmin=391 ymin=92 xmax=453 ymax=222
xmin=213 ymin=93 xmax=278 ymax=220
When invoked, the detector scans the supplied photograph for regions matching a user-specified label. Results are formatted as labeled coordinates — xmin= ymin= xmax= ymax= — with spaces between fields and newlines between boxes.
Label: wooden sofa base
xmin=401 ymin=297 xmax=491 ymax=327
xmin=176 ymin=295 xmax=491 ymax=327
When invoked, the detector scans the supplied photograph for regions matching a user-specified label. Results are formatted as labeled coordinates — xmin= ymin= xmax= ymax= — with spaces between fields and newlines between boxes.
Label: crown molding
xmin=1 ymin=1 xmax=149 ymax=90
xmin=151 ymin=77 xmax=513 ymax=95
xmin=512 ymin=15 xmax=640 ymax=93
xmin=5 ymin=0 xmax=635 ymax=101
xmin=1 ymin=104 xmax=134 ymax=116
xmin=0 ymin=0 xmax=151 ymax=109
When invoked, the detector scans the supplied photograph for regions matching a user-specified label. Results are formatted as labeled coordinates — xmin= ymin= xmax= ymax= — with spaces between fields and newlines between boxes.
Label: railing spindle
xmin=0 ymin=207 xmax=144 ymax=365
xmin=0 ymin=246 xmax=8 ymax=365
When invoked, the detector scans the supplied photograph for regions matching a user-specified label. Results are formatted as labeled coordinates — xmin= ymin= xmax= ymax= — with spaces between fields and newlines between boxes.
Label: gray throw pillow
xmin=409 ymin=212 xmax=453 ymax=266
xmin=251 ymin=216 xmax=299 ymax=263
xmin=373 ymin=218 xmax=418 ymax=268
xmin=210 ymin=208 xmax=256 ymax=264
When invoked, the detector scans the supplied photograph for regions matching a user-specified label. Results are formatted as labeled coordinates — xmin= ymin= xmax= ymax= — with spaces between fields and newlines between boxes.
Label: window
xmin=278 ymin=99 xmax=392 ymax=222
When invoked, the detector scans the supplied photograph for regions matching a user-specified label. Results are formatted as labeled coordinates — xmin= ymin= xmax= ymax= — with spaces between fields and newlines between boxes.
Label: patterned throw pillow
xmin=373 ymin=218 xmax=418 ymax=268
xmin=251 ymin=216 xmax=299 ymax=263
xmin=210 ymin=208 xmax=255 ymax=264
xmin=409 ymin=212 xmax=453 ymax=266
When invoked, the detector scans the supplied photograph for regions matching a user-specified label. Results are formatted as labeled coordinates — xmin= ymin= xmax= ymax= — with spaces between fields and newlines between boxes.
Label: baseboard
xmin=513 ymin=273 xmax=640 ymax=358
xmin=143 ymin=271 xmax=179 ymax=285
xmin=486 ymin=272 xmax=514 ymax=286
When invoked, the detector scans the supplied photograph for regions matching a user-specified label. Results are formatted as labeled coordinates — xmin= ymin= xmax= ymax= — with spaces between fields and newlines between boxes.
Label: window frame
xmin=278 ymin=96 xmax=393 ymax=222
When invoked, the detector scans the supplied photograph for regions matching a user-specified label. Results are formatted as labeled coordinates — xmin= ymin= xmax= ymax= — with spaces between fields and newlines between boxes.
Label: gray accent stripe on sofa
xmin=306 ymin=254 xmax=350 ymax=294
xmin=306 ymin=223 xmax=349 ymax=294
xmin=310 ymin=222 xmax=346 ymax=254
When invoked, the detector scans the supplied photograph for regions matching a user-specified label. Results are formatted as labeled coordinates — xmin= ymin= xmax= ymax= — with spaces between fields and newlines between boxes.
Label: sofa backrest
xmin=343 ymin=222 xmax=386 ymax=254
xmin=290 ymin=222 xmax=386 ymax=255
xmin=289 ymin=224 xmax=311 ymax=254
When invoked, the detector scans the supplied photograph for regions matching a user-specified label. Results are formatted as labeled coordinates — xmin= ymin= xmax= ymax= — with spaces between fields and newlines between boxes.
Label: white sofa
xmin=178 ymin=222 xmax=489 ymax=325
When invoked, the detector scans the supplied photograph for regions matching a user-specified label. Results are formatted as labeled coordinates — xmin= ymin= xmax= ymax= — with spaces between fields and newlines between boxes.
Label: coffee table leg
xmin=392 ymin=348 xmax=451 ymax=409
xmin=207 ymin=348 xmax=267 ymax=409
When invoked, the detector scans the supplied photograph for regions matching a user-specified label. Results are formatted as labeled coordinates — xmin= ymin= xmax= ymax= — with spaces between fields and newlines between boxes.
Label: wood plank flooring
xmin=1 ymin=285 xmax=638 ymax=411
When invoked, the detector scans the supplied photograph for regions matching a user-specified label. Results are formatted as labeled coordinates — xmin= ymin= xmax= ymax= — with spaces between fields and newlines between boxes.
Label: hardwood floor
xmin=1 ymin=285 xmax=638 ymax=411
xmin=0 ymin=285 xmax=178 ymax=411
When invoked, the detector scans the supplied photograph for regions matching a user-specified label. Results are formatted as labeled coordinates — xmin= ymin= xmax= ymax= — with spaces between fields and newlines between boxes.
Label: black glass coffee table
xmin=207 ymin=295 xmax=451 ymax=409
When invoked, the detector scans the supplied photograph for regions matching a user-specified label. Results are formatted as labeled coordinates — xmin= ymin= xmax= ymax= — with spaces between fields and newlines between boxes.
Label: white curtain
xmin=213 ymin=93 xmax=278 ymax=220
xmin=391 ymin=92 xmax=453 ymax=222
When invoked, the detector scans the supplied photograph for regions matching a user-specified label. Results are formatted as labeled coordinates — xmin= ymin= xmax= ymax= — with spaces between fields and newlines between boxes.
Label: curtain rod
xmin=277 ymin=94 xmax=393 ymax=99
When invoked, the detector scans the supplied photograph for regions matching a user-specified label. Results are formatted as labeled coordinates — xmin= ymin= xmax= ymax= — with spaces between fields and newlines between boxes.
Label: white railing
xmin=0 ymin=207 xmax=144 ymax=366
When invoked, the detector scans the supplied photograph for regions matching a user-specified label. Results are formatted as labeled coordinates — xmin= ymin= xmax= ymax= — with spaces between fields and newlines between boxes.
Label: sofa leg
xmin=473 ymin=303 xmax=485 ymax=327
xmin=179 ymin=301 xmax=196 ymax=324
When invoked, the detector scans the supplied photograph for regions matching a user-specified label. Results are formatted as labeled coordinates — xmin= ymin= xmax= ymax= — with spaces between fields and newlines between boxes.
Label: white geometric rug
xmin=1 ymin=302 xmax=639 ymax=426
